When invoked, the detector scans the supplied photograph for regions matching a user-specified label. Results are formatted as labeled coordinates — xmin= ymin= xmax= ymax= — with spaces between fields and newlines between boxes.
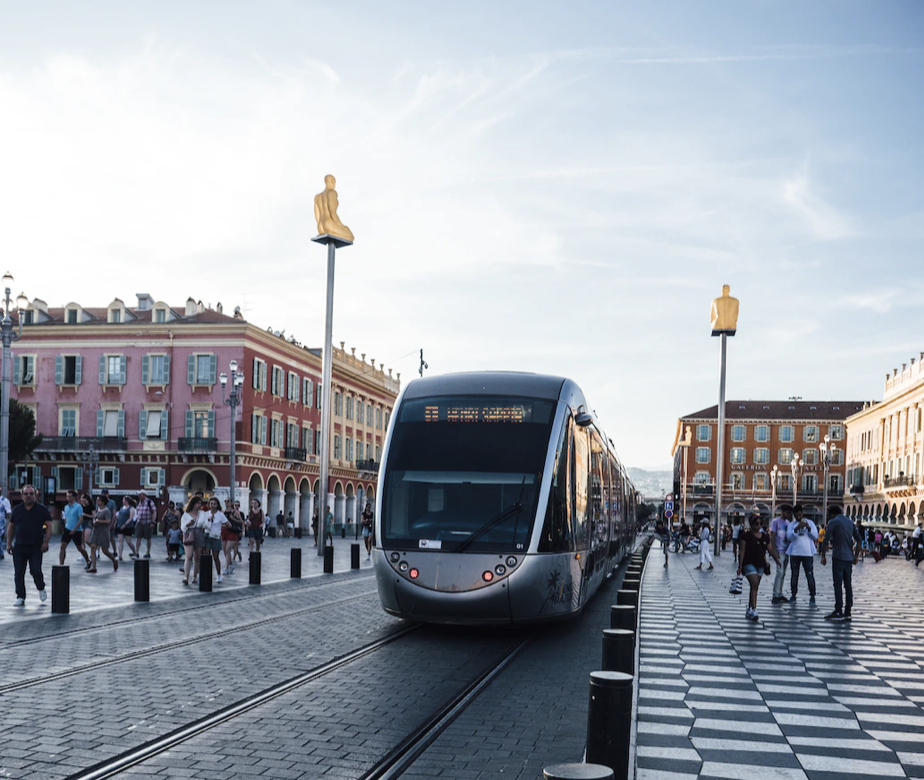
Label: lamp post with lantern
xmin=219 ymin=361 xmax=245 ymax=504
xmin=0 ymin=273 xmax=29 ymax=498
xmin=771 ymin=464 xmax=779 ymax=519
xmin=819 ymin=434 xmax=836 ymax=524
xmin=791 ymin=455 xmax=804 ymax=507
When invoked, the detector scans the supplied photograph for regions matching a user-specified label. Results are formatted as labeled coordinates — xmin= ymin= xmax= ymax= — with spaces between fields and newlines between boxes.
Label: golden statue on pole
xmin=314 ymin=174 xmax=354 ymax=243
xmin=710 ymin=284 xmax=739 ymax=336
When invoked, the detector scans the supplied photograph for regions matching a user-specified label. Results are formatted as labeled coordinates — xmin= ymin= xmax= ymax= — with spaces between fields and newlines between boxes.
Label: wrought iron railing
xmin=883 ymin=475 xmax=915 ymax=488
xmin=285 ymin=447 xmax=307 ymax=462
xmin=178 ymin=437 xmax=218 ymax=452
xmin=356 ymin=459 xmax=380 ymax=473
xmin=36 ymin=436 xmax=126 ymax=452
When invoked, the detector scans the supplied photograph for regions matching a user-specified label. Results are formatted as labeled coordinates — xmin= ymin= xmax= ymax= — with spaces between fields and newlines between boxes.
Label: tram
xmin=374 ymin=372 xmax=638 ymax=625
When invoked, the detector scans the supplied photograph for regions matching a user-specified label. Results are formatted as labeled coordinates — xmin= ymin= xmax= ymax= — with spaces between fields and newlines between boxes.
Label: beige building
xmin=845 ymin=356 xmax=924 ymax=526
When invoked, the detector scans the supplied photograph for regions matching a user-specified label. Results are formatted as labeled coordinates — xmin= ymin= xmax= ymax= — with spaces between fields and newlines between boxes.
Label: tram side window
xmin=590 ymin=433 xmax=607 ymax=552
xmin=572 ymin=426 xmax=590 ymax=551
xmin=539 ymin=415 xmax=574 ymax=552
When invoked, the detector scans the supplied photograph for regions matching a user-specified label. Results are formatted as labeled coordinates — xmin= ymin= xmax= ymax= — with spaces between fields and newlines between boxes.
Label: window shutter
xmin=207 ymin=410 xmax=216 ymax=438
xmin=295 ymin=375 xmax=301 ymax=403
xmin=141 ymin=355 xmax=150 ymax=385
xmin=260 ymin=362 xmax=266 ymax=391
xmin=260 ymin=416 xmax=267 ymax=445
xmin=187 ymin=354 xmax=195 ymax=384
xmin=76 ymin=467 xmax=84 ymax=490
xmin=139 ymin=410 xmax=148 ymax=437
xmin=99 ymin=355 xmax=106 ymax=384
xmin=12 ymin=356 xmax=20 ymax=385
xmin=161 ymin=409 xmax=169 ymax=440
xmin=55 ymin=355 xmax=63 ymax=385
xmin=140 ymin=467 xmax=147 ymax=486
xmin=117 ymin=410 xmax=125 ymax=438
xmin=114 ymin=467 xmax=120 ymax=486
xmin=185 ymin=410 xmax=194 ymax=438
xmin=252 ymin=358 xmax=259 ymax=389
xmin=209 ymin=355 xmax=217 ymax=385
xmin=119 ymin=355 xmax=127 ymax=385
xmin=162 ymin=354 xmax=170 ymax=385
xmin=251 ymin=413 xmax=257 ymax=443
xmin=97 ymin=410 xmax=105 ymax=437
xmin=71 ymin=355 xmax=81 ymax=385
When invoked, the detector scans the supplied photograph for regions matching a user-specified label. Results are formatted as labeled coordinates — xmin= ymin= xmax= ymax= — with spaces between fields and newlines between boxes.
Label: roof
xmin=681 ymin=401 xmax=865 ymax=422
xmin=21 ymin=304 xmax=243 ymax=326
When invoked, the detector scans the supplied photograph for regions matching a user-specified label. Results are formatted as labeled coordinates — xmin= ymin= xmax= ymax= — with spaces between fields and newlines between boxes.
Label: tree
xmin=637 ymin=502 xmax=655 ymax=524
xmin=8 ymin=399 xmax=42 ymax=473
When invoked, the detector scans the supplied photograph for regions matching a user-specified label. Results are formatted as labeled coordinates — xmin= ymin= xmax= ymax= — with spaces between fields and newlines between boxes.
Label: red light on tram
xmin=409 ymin=568 xmax=419 ymax=579
xmin=482 ymin=571 xmax=494 ymax=582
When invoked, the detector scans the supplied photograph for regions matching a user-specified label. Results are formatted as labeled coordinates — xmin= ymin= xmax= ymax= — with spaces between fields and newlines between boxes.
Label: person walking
xmin=654 ymin=518 xmax=670 ymax=567
xmin=78 ymin=493 xmax=95 ymax=570
xmin=180 ymin=496 xmax=204 ymax=586
xmin=0 ymin=488 xmax=10 ymax=560
xmin=786 ymin=504 xmax=818 ymax=605
xmin=694 ymin=521 xmax=713 ymax=570
xmin=324 ymin=505 xmax=334 ymax=546
xmin=204 ymin=497 xmax=228 ymax=583
xmin=222 ymin=499 xmax=243 ymax=575
xmin=769 ymin=504 xmax=793 ymax=604
xmin=133 ymin=490 xmax=157 ymax=559
xmin=247 ymin=499 xmax=264 ymax=553
xmin=101 ymin=489 xmax=118 ymax=558
xmin=275 ymin=509 xmax=285 ymax=538
xmin=7 ymin=484 xmax=52 ymax=606
xmin=59 ymin=489 xmax=91 ymax=568
xmin=286 ymin=511 xmax=295 ymax=538
xmin=821 ymin=505 xmax=859 ymax=621
xmin=311 ymin=507 xmax=319 ymax=547
xmin=229 ymin=500 xmax=245 ymax=562
xmin=160 ymin=501 xmax=178 ymax=538
xmin=114 ymin=496 xmax=137 ymax=560
xmin=361 ymin=501 xmax=374 ymax=561
xmin=737 ymin=514 xmax=780 ymax=621
xmin=731 ymin=518 xmax=743 ymax=558
xmin=88 ymin=494 xmax=118 ymax=573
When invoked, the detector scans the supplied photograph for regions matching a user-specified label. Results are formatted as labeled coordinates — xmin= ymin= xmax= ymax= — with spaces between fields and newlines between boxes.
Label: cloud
xmin=780 ymin=160 xmax=855 ymax=241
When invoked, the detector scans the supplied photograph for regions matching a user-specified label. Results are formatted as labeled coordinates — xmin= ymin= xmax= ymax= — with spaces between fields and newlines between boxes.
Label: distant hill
xmin=627 ymin=467 xmax=673 ymax=500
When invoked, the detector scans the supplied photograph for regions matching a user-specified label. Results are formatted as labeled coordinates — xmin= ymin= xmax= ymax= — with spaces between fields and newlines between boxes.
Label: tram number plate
xmin=419 ymin=539 xmax=442 ymax=549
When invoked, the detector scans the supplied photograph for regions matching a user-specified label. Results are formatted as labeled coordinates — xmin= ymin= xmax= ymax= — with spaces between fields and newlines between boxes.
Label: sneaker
xmin=216 ymin=574 xmax=222 ymax=583
xmin=39 ymin=589 xmax=47 ymax=603
xmin=14 ymin=597 xmax=24 ymax=606
xmin=179 ymin=567 xmax=185 ymax=572
xmin=824 ymin=610 xmax=843 ymax=621
xmin=789 ymin=595 xmax=797 ymax=603
xmin=771 ymin=596 xmax=781 ymax=604
xmin=143 ymin=553 xmax=151 ymax=559
xmin=809 ymin=596 xmax=816 ymax=606
xmin=745 ymin=607 xmax=754 ymax=619
xmin=843 ymin=612 xmax=852 ymax=621
xmin=777 ymin=595 xmax=790 ymax=603
xmin=749 ymin=610 xmax=759 ymax=621
xmin=226 ymin=564 xmax=234 ymax=574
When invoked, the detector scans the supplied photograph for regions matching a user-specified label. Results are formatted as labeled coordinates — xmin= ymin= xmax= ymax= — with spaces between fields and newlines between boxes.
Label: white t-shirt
xmin=206 ymin=510 xmax=228 ymax=537
xmin=181 ymin=512 xmax=199 ymax=533
xmin=731 ymin=523 xmax=742 ymax=540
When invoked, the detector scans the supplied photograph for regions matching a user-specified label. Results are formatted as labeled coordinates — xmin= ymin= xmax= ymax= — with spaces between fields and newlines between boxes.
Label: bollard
xmin=295 ymin=526 xmax=303 ymax=539
xmin=351 ymin=543 xmax=361 ymax=569
xmin=602 ymin=628 xmax=635 ymax=676
xmin=615 ymin=589 xmax=638 ymax=610
xmin=543 ymin=763 xmax=614 ymax=780
xmin=586 ymin=670 xmax=633 ymax=777
xmin=51 ymin=565 xmax=69 ymax=614
xmin=610 ymin=604 xmax=636 ymax=631
xmin=134 ymin=558 xmax=150 ymax=602
xmin=199 ymin=554 xmax=213 ymax=592
xmin=623 ymin=578 xmax=641 ymax=592
xmin=290 ymin=548 xmax=302 ymax=579
xmin=250 ymin=551 xmax=262 ymax=585
xmin=323 ymin=544 xmax=334 ymax=573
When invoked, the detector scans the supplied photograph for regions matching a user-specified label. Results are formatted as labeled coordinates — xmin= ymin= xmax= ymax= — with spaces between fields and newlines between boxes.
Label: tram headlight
xmin=399 ymin=561 xmax=409 ymax=572
xmin=505 ymin=556 xmax=517 ymax=567
xmin=494 ymin=565 xmax=506 ymax=576
xmin=390 ymin=552 xmax=401 ymax=563
xmin=482 ymin=570 xmax=494 ymax=582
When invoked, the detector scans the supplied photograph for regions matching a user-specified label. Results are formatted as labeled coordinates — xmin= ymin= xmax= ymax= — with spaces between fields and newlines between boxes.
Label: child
xmin=166 ymin=520 xmax=182 ymax=562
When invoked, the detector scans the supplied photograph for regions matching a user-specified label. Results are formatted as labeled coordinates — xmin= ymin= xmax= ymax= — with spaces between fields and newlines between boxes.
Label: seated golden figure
xmin=710 ymin=284 xmax=739 ymax=335
xmin=314 ymin=175 xmax=354 ymax=242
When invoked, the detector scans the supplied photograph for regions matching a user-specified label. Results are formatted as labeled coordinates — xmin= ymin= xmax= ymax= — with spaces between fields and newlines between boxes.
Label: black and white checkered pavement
xmin=637 ymin=547 xmax=924 ymax=780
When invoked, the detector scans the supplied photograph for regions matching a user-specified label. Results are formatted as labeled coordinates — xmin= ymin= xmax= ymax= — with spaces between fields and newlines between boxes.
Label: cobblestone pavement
xmin=637 ymin=546 xmax=924 ymax=780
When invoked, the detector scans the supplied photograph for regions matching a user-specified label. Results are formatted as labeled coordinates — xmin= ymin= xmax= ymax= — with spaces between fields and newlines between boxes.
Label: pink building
xmin=12 ymin=294 xmax=399 ymax=529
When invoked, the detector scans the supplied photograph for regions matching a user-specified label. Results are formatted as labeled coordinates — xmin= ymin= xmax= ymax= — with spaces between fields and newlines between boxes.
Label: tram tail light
xmin=409 ymin=568 xmax=419 ymax=579
xmin=482 ymin=570 xmax=494 ymax=582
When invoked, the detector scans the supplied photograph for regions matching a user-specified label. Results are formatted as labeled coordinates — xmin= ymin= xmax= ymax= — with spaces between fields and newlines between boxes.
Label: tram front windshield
xmin=382 ymin=396 xmax=556 ymax=553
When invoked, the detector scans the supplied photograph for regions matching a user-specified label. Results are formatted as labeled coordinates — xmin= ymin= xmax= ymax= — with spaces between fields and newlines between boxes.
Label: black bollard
xmin=134 ymin=558 xmax=150 ymax=602
xmin=615 ymin=589 xmax=638 ymax=610
xmin=586 ymin=670 xmax=633 ymax=778
xmin=323 ymin=544 xmax=334 ymax=573
xmin=199 ymin=554 xmax=212 ymax=592
xmin=51 ymin=565 xmax=69 ymax=614
xmin=295 ymin=526 xmax=303 ymax=539
xmin=544 ymin=764 xmax=614 ymax=780
xmin=610 ymin=604 xmax=636 ymax=631
xmin=602 ymin=628 xmax=635 ymax=676
xmin=341 ymin=524 xmax=346 ymax=539
xmin=623 ymin=578 xmax=641 ymax=592
xmin=250 ymin=551 xmax=262 ymax=585
xmin=290 ymin=548 xmax=302 ymax=579
xmin=351 ymin=543 xmax=360 ymax=570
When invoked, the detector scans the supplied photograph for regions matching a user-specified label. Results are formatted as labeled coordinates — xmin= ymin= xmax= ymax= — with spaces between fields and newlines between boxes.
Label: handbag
xmin=729 ymin=574 xmax=743 ymax=594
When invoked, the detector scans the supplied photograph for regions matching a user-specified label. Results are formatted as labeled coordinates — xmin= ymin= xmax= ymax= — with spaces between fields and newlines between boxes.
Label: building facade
xmin=670 ymin=400 xmax=862 ymax=526
xmin=11 ymin=294 xmax=400 ymax=528
xmin=844 ymin=357 xmax=924 ymax=526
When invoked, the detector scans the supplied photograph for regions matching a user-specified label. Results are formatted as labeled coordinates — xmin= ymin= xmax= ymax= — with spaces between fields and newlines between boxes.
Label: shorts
xmin=61 ymin=527 xmax=84 ymax=547
xmin=362 ymin=526 xmax=372 ymax=538
xmin=220 ymin=528 xmax=235 ymax=543
xmin=168 ymin=543 xmax=180 ymax=554
xmin=207 ymin=536 xmax=222 ymax=552
xmin=248 ymin=528 xmax=264 ymax=541
xmin=134 ymin=523 xmax=154 ymax=540
xmin=742 ymin=564 xmax=763 ymax=576
xmin=117 ymin=525 xmax=133 ymax=536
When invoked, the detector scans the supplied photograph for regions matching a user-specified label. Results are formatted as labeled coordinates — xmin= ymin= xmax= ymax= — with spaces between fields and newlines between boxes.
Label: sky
xmin=0 ymin=0 xmax=922 ymax=469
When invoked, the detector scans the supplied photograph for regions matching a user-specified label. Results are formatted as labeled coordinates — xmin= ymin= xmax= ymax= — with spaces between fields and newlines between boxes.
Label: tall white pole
xmin=317 ymin=241 xmax=336 ymax=556
xmin=714 ymin=333 xmax=727 ymax=557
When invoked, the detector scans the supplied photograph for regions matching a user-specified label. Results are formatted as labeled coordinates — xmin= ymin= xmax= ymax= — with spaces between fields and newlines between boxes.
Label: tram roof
xmin=402 ymin=371 xmax=568 ymax=401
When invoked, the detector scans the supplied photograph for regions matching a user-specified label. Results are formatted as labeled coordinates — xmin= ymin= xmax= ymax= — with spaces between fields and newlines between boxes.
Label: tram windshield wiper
xmin=454 ymin=502 xmax=524 ymax=553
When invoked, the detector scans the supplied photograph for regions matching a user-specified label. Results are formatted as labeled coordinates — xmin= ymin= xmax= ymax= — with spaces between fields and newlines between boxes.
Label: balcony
xmin=356 ymin=459 xmax=380 ymax=474
xmin=284 ymin=447 xmax=307 ymax=462
xmin=36 ymin=436 xmax=126 ymax=453
xmin=178 ymin=437 xmax=218 ymax=453
xmin=884 ymin=475 xmax=915 ymax=489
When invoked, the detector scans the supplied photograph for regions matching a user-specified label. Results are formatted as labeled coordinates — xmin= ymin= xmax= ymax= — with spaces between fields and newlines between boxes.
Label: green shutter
xmin=207 ymin=410 xmax=215 ymax=438
xmin=252 ymin=358 xmax=259 ymax=389
xmin=185 ymin=410 xmax=194 ymax=438
xmin=12 ymin=356 xmax=20 ymax=385
xmin=209 ymin=354 xmax=217 ymax=385
xmin=139 ymin=410 xmax=148 ymax=438
xmin=187 ymin=354 xmax=195 ymax=385
xmin=260 ymin=416 xmax=267 ymax=445
xmin=117 ymin=410 xmax=125 ymax=438
xmin=55 ymin=355 xmax=63 ymax=385
xmin=161 ymin=409 xmax=169 ymax=440
xmin=260 ymin=362 xmax=266 ymax=391
xmin=162 ymin=354 xmax=170 ymax=384
xmin=113 ymin=467 xmax=120 ymax=486
xmin=75 ymin=467 xmax=83 ymax=490
xmin=99 ymin=355 xmax=106 ymax=384
xmin=97 ymin=410 xmax=105 ymax=436
xmin=118 ymin=355 xmax=126 ymax=385
xmin=140 ymin=467 xmax=147 ymax=486
xmin=141 ymin=355 xmax=149 ymax=385
xmin=251 ymin=413 xmax=257 ymax=443
xmin=75 ymin=356 xmax=82 ymax=385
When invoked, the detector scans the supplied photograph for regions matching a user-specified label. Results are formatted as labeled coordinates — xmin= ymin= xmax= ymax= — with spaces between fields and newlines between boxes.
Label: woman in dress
xmin=221 ymin=498 xmax=242 ymax=575
xmin=247 ymin=499 xmax=264 ymax=553
xmin=737 ymin=514 xmax=780 ymax=621
xmin=230 ymin=500 xmax=245 ymax=562
xmin=180 ymin=496 xmax=203 ymax=586
xmin=115 ymin=496 xmax=137 ymax=560
xmin=88 ymin=494 xmax=119 ymax=573
xmin=361 ymin=502 xmax=374 ymax=561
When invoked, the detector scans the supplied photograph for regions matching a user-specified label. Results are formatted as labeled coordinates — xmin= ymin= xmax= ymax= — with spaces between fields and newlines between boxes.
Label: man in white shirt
xmin=770 ymin=504 xmax=793 ymax=604
xmin=786 ymin=504 xmax=819 ymax=605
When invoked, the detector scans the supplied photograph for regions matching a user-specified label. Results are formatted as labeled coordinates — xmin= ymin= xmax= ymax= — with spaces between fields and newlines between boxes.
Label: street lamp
xmin=680 ymin=425 xmax=692 ymax=526
xmin=771 ymin=464 xmax=779 ymax=518
xmin=791 ymin=455 xmax=804 ymax=507
xmin=0 ymin=273 xmax=27 ymax=498
xmin=819 ymin=434 xmax=836 ymax=524
xmin=219 ymin=360 xmax=245 ymax=504
xmin=80 ymin=444 xmax=99 ymax=496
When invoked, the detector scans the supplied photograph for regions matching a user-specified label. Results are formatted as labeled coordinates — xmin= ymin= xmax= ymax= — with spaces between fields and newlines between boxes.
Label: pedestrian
xmin=737 ymin=514 xmax=780 ymax=621
xmin=286 ymin=511 xmax=295 ymax=538
xmin=731 ymin=517 xmax=743 ymax=557
xmin=821 ymin=505 xmax=860 ymax=621
xmin=694 ymin=521 xmax=714 ymax=570
xmin=229 ymin=499 xmax=245 ymax=561
xmin=221 ymin=500 xmax=242 ymax=574
xmin=115 ymin=496 xmax=137 ymax=560
xmin=88 ymin=494 xmax=119 ymax=573
xmin=166 ymin=520 xmax=182 ymax=562
xmin=721 ymin=522 xmax=731 ymax=551
xmin=204 ymin=497 xmax=228 ymax=583
xmin=180 ymin=496 xmax=204 ymax=586
xmin=59 ymin=489 xmax=91 ymax=568
xmin=0 ymin=487 xmax=10 ymax=560
xmin=654 ymin=518 xmax=670 ymax=567
xmin=78 ymin=493 xmax=95 ymax=568
xmin=785 ymin=504 xmax=818 ymax=605
xmin=677 ymin=518 xmax=691 ymax=552
xmin=311 ymin=507 xmax=319 ymax=547
xmin=247 ymin=499 xmax=264 ymax=553
xmin=133 ymin=490 xmax=157 ymax=559
xmin=161 ymin=501 xmax=178 ymax=537
xmin=275 ymin=508 xmax=285 ymax=538
xmin=913 ymin=521 xmax=924 ymax=567
xmin=101 ymin=488 xmax=118 ymax=558
xmin=6 ymin=484 xmax=52 ymax=606
xmin=769 ymin=504 xmax=793 ymax=604
xmin=325 ymin=505 xmax=334 ymax=546
xmin=361 ymin=501 xmax=374 ymax=561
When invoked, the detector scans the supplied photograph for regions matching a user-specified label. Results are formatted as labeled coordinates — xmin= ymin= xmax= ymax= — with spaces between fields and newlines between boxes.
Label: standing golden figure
xmin=314 ymin=175 xmax=354 ymax=243
xmin=710 ymin=284 xmax=739 ymax=335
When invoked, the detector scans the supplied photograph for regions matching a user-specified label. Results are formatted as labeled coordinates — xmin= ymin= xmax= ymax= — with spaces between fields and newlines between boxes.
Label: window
xmin=98 ymin=467 xmax=120 ymax=488
xmin=154 ymin=308 xmax=166 ymax=323
xmin=271 ymin=419 xmax=283 ymax=447
xmin=731 ymin=473 xmax=744 ymax=489
xmin=778 ymin=448 xmax=793 ymax=465
xmin=803 ymin=474 xmax=817 ymax=492
xmin=829 ymin=474 xmax=842 ymax=492
xmin=357 ymin=402 xmax=364 ymax=424
xmin=730 ymin=447 xmax=746 ymax=464
xmin=251 ymin=413 xmax=264 ymax=445
xmin=345 ymin=437 xmax=353 ymax=461
xmin=303 ymin=378 xmax=313 ymax=407
xmin=831 ymin=449 xmax=843 ymax=466
xmin=803 ymin=448 xmax=817 ymax=465
xmin=356 ymin=441 xmax=364 ymax=461
xmin=693 ymin=471 xmax=710 ymax=485
xmin=779 ymin=426 xmax=794 ymax=443
xmin=754 ymin=448 xmax=769 ymax=465
xmin=287 ymin=423 xmax=299 ymax=448
xmin=287 ymin=372 xmax=300 ymax=402
xmin=189 ymin=354 xmax=217 ymax=385
xmin=98 ymin=355 xmax=126 ymax=385
xmin=315 ymin=429 xmax=322 ymax=455
xmin=13 ymin=355 xmax=35 ymax=385
xmin=334 ymin=392 xmax=343 ymax=416
xmin=754 ymin=473 xmax=769 ymax=490
xmin=696 ymin=424 xmax=711 ymax=441
xmin=303 ymin=426 xmax=312 ymax=454
xmin=333 ymin=434 xmax=342 ymax=459
xmin=21 ymin=310 xmax=34 ymax=325
xmin=755 ymin=425 xmax=770 ymax=442
xmin=187 ymin=410 xmax=214 ymax=439
xmin=97 ymin=409 xmax=125 ymax=438
xmin=375 ymin=445 xmax=381 ymax=461
xmin=828 ymin=424 xmax=844 ymax=440
xmin=385 ymin=411 xmax=390 ymax=430
xmin=142 ymin=354 xmax=171 ymax=385
xmin=252 ymin=358 xmax=267 ymax=391
xmin=346 ymin=396 xmax=354 ymax=420
xmin=695 ymin=447 xmax=711 ymax=464
xmin=111 ymin=308 xmax=121 ymax=324
xmin=56 ymin=355 xmax=83 ymax=386
xmin=366 ymin=403 xmax=372 ymax=424
xmin=60 ymin=409 xmax=77 ymax=437
xmin=779 ymin=474 xmax=792 ymax=491
xmin=375 ymin=408 xmax=383 ymax=429
xmin=271 ymin=366 xmax=284 ymax=396
xmin=804 ymin=425 xmax=818 ymax=443
xmin=731 ymin=425 xmax=746 ymax=442
xmin=317 ymin=384 xmax=323 ymax=409
xmin=139 ymin=409 xmax=168 ymax=439
xmin=66 ymin=308 xmax=78 ymax=324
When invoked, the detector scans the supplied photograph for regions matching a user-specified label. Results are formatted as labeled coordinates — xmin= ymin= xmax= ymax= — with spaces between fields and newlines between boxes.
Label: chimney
xmin=136 ymin=293 xmax=154 ymax=311
xmin=197 ymin=300 xmax=205 ymax=314
xmin=185 ymin=297 xmax=197 ymax=317
xmin=216 ymin=302 xmax=223 ymax=314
